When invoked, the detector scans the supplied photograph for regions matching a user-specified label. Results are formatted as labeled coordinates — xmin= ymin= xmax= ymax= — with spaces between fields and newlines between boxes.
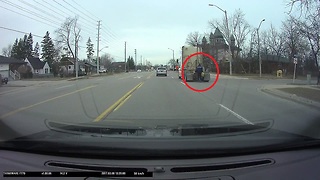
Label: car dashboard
xmin=1 ymin=146 xmax=320 ymax=180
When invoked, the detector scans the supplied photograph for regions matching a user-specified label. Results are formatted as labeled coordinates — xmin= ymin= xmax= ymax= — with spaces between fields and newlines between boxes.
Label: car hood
xmin=0 ymin=119 xmax=318 ymax=159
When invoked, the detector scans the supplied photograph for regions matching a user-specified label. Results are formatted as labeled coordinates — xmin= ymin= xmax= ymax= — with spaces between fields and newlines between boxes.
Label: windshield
xmin=0 ymin=0 xmax=320 ymax=157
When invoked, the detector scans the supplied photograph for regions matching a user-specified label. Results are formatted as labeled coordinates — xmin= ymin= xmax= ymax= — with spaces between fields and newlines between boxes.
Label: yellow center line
xmin=94 ymin=82 xmax=144 ymax=122
xmin=0 ymin=85 xmax=96 ymax=119
xmin=113 ymin=94 xmax=132 ymax=112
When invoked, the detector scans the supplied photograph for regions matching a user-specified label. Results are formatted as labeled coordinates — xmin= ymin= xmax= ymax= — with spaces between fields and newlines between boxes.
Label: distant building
xmin=111 ymin=62 xmax=126 ymax=72
xmin=201 ymin=28 xmax=241 ymax=73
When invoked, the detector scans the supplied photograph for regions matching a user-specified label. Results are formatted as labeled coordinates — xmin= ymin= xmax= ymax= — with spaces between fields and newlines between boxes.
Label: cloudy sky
xmin=0 ymin=0 xmax=294 ymax=65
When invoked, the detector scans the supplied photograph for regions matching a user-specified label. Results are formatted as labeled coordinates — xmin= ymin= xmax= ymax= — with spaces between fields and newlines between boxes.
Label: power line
xmin=51 ymin=0 xmax=97 ymax=31
xmin=18 ymin=0 xmax=64 ymax=22
xmin=101 ymin=25 xmax=119 ymax=39
xmin=34 ymin=0 xmax=95 ymax=34
xmin=0 ymin=5 xmax=59 ymax=29
xmin=71 ymin=0 xmax=100 ymax=21
xmin=0 ymin=0 xmax=62 ymax=26
xmin=62 ymin=0 xmax=98 ymax=28
xmin=62 ymin=0 xmax=97 ymax=24
xmin=33 ymin=0 xmax=67 ymax=20
xmin=68 ymin=0 xmax=120 ymax=39
xmin=2 ymin=0 xmax=95 ymax=39
xmin=35 ymin=0 xmax=96 ymax=35
xmin=0 ymin=26 xmax=42 ymax=38
xmin=101 ymin=28 xmax=118 ymax=41
xmin=0 ymin=26 xmax=86 ymax=48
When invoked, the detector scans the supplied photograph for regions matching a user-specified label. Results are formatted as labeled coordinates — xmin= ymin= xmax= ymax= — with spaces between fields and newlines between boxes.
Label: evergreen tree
xmin=41 ymin=31 xmax=55 ymax=67
xmin=86 ymin=37 xmax=94 ymax=60
xmin=127 ymin=56 xmax=135 ymax=70
xmin=11 ymin=38 xmax=19 ymax=58
xmin=33 ymin=42 xmax=40 ymax=57
xmin=22 ymin=34 xmax=28 ymax=58
xmin=26 ymin=33 xmax=33 ymax=57
xmin=17 ymin=38 xmax=26 ymax=60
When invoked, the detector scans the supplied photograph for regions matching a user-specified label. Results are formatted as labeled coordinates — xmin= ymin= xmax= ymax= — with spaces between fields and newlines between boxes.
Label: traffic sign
xmin=294 ymin=58 xmax=298 ymax=64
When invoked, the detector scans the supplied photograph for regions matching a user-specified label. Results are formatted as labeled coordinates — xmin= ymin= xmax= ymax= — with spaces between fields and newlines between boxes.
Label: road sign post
xmin=293 ymin=58 xmax=297 ymax=83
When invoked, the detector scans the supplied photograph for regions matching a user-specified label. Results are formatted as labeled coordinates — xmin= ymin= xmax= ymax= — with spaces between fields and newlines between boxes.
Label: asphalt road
xmin=1 ymin=71 xmax=320 ymax=140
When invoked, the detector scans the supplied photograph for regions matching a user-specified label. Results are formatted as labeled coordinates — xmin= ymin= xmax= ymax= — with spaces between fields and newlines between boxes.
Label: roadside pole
xmin=293 ymin=57 xmax=297 ymax=83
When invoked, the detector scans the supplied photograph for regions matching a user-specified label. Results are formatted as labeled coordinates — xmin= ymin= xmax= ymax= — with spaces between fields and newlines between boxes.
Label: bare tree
xmin=55 ymin=17 xmax=81 ymax=59
xmin=230 ymin=9 xmax=251 ymax=57
xmin=208 ymin=14 xmax=231 ymax=42
xmin=294 ymin=16 xmax=320 ymax=67
xmin=1 ymin=44 xmax=12 ymax=57
xmin=264 ymin=24 xmax=286 ymax=59
xmin=209 ymin=9 xmax=251 ymax=57
xmin=286 ymin=0 xmax=319 ymax=17
xmin=282 ymin=16 xmax=309 ymax=62
xmin=100 ymin=53 xmax=114 ymax=69
xmin=286 ymin=0 xmax=319 ymax=68
xmin=186 ymin=31 xmax=202 ymax=47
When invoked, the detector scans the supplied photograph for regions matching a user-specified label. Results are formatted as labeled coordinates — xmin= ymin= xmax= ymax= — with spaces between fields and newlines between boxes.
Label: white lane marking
xmin=118 ymin=76 xmax=132 ymax=80
xmin=180 ymin=82 xmax=186 ymax=85
xmin=218 ymin=104 xmax=254 ymax=125
xmin=55 ymin=84 xmax=74 ymax=90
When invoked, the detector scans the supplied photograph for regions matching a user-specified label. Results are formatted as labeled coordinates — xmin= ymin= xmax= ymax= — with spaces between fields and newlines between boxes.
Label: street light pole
xmin=98 ymin=46 xmax=108 ymax=71
xmin=96 ymin=20 xmax=101 ymax=75
xmin=208 ymin=4 xmax=232 ymax=75
xmin=168 ymin=48 xmax=175 ymax=69
xmin=257 ymin=19 xmax=265 ymax=78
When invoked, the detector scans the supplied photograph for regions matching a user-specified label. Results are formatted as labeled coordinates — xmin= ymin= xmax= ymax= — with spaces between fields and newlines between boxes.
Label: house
xmin=0 ymin=55 xmax=25 ymax=80
xmin=111 ymin=62 xmax=126 ymax=72
xmin=25 ymin=57 xmax=50 ymax=75
xmin=84 ymin=62 xmax=97 ymax=74
xmin=59 ymin=57 xmax=87 ymax=76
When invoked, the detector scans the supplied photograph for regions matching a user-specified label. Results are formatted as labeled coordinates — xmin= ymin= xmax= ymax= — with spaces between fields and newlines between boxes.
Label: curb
xmin=260 ymin=86 xmax=320 ymax=110
xmin=0 ymin=85 xmax=27 ymax=87
xmin=67 ymin=76 xmax=89 ymax=81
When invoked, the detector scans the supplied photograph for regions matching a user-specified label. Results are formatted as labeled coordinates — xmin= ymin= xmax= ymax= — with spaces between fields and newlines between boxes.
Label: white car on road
xmin=156 ymin=67 xmax=167 ymax=76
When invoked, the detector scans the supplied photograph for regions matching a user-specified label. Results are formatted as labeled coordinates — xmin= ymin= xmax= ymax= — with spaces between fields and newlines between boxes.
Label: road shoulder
xmin=260 ymin=84 xmax=320 ymax=109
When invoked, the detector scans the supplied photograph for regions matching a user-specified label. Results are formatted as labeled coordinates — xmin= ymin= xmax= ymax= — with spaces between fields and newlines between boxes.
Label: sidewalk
xmin=2 ymin=80 xmax=55 ymax=87
xmin=211 ymin=73 xmax=318 ymax=81
xmin=2 ymin=72 xmax=119 ymax=87
xmin=260 ymin=84 xmax=320 ymax=109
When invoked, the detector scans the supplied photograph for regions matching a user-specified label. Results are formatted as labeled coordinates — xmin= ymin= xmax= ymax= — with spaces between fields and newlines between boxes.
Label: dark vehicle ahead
xmin=0 ymin=74 xmax=8 ymax=85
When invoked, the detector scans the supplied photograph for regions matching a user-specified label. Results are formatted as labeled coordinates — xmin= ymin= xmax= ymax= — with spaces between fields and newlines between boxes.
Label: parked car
xmin=0 ymin=74 xmax=8 ymax=85
xmin=99 ymin=69 xmax=107 ymax=73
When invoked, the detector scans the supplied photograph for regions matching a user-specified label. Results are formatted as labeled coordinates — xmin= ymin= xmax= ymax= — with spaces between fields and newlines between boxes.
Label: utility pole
xmin=134 ymin=49 xmax=137 ymax=71
xmin=140 ymin=55 xmax=142 ymax=69
xmin=96 ymin=20 xmax=101 ymax=74
xmin=124 ymin=41 xmax=127 ymax=72
xmin=75 ymin=36 xmax=78 ymax=78
xmin=257 ymin=19 xmax=265 ymax=78
xmin=208 ymin=4 xmax=232 ymax=75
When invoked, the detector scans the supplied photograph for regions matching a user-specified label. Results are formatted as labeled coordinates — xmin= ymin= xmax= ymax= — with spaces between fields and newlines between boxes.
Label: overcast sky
xmin=0 ymin=0 xmax=293 ymax=65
